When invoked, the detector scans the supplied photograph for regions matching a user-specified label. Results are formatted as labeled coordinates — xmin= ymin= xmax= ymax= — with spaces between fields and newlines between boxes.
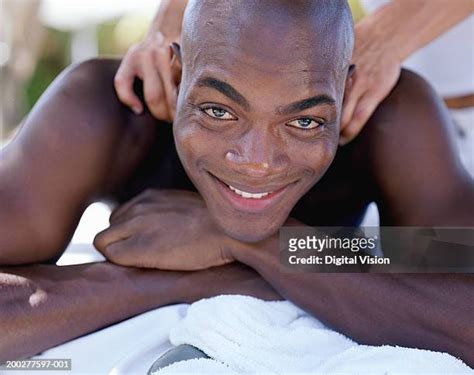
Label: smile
xmin=228 ymin=184 xmax=272 ymax=199
xmin=208 ymin=172 xmax=296 ymax=213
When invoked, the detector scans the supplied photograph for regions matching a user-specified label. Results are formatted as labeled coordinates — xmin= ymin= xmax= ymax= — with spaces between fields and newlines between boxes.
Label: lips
xmin=208 ymin=171 xmax=295 ymax=213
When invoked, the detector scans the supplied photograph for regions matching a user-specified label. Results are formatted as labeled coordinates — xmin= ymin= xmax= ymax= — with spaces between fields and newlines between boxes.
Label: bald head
xmin=172 ymin=2 xmax=355 ymax=242
xmin=181 ymin=0 xmax=354 ymax=76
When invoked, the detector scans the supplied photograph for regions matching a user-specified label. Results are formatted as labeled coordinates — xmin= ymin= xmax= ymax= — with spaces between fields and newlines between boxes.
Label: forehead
xmin=182 ymin=4 xmax=349 ymax=101
xmin=182 ymin=0 xmax=351 ymax=72
xmin=187 ymin=63 xmax=340 ymax=105
xmin=184 ymin=44 xmax=344 ymax=107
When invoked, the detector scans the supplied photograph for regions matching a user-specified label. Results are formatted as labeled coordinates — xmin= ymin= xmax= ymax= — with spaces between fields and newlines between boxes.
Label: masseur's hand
xmin=114 ymin=31 xmax=177 ymax=121
xmin=339 ymin=21 xmax=401 ymax=145
xmin=94 ymin=189 xmax=234 ymax=270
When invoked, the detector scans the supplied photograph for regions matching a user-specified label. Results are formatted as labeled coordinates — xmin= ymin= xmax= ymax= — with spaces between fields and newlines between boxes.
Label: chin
xmin=216 ymin=215 xmax=284 ymax=243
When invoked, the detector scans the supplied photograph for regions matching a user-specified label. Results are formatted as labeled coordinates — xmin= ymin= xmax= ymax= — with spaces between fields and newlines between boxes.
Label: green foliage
xmin=23 ymin=28 xmax=71 ymax=115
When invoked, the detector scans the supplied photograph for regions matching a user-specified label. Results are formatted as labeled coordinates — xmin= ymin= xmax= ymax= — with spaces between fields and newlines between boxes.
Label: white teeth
xmin=228 ymin=184 xmax=271 ymax=199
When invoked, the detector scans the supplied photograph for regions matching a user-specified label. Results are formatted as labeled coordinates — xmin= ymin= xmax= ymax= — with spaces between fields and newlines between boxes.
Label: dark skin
xmin=1 ymin=0 xmax=473 ymax=366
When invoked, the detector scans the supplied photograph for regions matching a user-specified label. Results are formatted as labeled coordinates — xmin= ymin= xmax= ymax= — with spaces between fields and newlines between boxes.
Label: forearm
xmin=0 ymin=262 xmax=194 ymax=360
xmin=359 ymin=0 xmax=473 ymax=61
xmin=148 ymin=0 xmax=188 ymax=40
xmin=0 ymin=261 xmax=280 ymax=360
xmin=233 ymin=241 xmax=474 ymax=367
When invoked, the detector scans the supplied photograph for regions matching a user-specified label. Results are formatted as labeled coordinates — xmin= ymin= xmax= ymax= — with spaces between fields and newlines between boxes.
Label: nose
xmin=225 ymin=127 xmax=289 ymax=177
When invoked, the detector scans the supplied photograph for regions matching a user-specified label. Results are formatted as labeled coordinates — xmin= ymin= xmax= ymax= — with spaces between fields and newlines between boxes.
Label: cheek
xmin=174 ymin=124 xmax=197 ymax=162
xmin=173 ymin=117 xmax=223 ymax=173
xmin=317 ymin=138 xmax=338 ymax=169
xmin=292 ymin=134 xmax=339 ymax=179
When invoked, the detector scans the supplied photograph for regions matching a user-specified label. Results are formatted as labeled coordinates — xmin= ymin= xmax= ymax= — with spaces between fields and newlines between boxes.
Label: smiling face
xmin=172 ymin=0 xmax=354 ymax=242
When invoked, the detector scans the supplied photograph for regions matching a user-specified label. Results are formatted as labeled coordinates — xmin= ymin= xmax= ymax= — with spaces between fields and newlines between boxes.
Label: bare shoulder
xmin=51 ymin=58 xmax=159 ymax=191
xmin=352 ymin=69 xmax=474 ymax=225
xmin=40 ymin=58 xmax=147 ymax=144
xmin=0 ymin=58 xmax=157 ymax=263
xmin=360 ymin=69 xmax=456 ymax=145
xmin=11 ymin=58 xmax=157 ymax=194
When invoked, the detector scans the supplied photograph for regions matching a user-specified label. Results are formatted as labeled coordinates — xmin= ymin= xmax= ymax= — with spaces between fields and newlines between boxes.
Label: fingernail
xmin=132 ymin=106 xmax=142 ymax=115
xmin=339 ymin=137 xmax=348 ymax=146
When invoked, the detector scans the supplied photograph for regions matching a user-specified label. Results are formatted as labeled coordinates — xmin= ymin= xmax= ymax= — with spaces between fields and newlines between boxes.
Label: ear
xmin=170 ymin=42 xmax=183 ymax=91
xmin=344 ymin=64 xmax=356 ymax=94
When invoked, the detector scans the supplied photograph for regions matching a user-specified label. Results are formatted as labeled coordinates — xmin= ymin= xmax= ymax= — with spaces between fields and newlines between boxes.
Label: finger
xmin=93 ymin=217 xmax=146 ymax=252
xmin=114 ymin=60 xmax=144 ymax=114
xmin=109 ymin=197 xmax=143 ymax=224
xmin=109 ymin=203 xmax=162 ymax=225
xmin=105 ymin=235 xmax=156 ymax=268
xmin=112 ymin=203 xmax=195 ymax=227
xmin=109 ymin=189 xmax=160 ymax=224
xmin=94 ymin=223 xmax=131 ymax=253
xmin=341 ymin=74 xmax=368 ymax=131
xmin=154 ymin=47 xmax=178 ymax=121
xmin=109 ymin=189 xmax=202 ymax=225
xmin=143 ymin=55 xmax=169 ymax=119
xmin=339 ymin=90 xmax=382 ymax=145
xmin=104 ymin=237 xmax=138 ymax=266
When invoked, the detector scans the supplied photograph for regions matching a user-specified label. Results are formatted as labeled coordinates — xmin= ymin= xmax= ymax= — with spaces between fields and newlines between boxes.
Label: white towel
xmin=155 ymin=295 xmax=472 ymax=374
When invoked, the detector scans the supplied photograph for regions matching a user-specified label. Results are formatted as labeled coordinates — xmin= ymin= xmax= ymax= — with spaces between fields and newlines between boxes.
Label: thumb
xmin=339 ymin=90 xmax=380 ymax=145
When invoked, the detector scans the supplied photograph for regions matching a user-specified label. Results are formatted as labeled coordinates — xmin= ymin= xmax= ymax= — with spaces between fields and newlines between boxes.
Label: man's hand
xmin=340 ymin=21 xmax=401 ymax=146
xmin=94 ymin=189 xmax=234 ymax=270
xmin=114 ymin=31 xmax=177 ymax=121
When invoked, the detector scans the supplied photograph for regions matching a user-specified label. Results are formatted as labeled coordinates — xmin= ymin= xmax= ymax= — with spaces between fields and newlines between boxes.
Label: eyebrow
xmin=196 ymin=77 xmax=250 ymax=110
xmin=276 ymin=95 xmax=336 ymax=116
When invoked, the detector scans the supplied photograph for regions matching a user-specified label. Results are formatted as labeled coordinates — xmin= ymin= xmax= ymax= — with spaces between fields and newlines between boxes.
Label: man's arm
xmin=233 ymin=242 xmax=474 ymax=367
xmin=0 ymin=261 xmax=280 ymax=360
xmin=0 ymin=59 xmax=156 ymax=265
xmin=232 ymin=70 xmax=474 ymax=367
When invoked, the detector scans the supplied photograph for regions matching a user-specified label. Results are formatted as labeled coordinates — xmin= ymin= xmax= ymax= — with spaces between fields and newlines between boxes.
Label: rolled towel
xmin=155 ymin=295 xmax=472 ymax=374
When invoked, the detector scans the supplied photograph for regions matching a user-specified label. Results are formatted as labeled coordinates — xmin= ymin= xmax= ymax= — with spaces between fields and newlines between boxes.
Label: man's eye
xmin=202 ymin=107 xmax=236 ymax=120
xmin=286 ymin=118 xmax=322 ymax=130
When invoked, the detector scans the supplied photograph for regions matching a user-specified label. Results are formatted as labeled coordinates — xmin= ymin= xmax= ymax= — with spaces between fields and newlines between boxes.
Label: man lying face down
xmin=1 ymin=0 xmax=474 ymax=366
